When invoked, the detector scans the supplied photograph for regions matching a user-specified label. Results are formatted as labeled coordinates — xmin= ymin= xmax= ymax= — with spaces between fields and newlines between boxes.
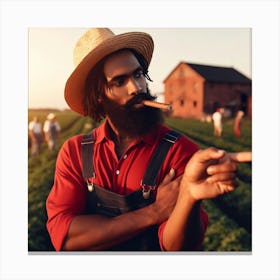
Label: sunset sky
xmin=28 ymin=28 xmax=251 ymax=109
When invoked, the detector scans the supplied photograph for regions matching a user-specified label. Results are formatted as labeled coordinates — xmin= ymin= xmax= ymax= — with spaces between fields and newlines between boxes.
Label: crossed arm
xmin=62 ymin=169 xmax=180 ymax=251
xmin=61 ymin=148 xmax=251 ymax=251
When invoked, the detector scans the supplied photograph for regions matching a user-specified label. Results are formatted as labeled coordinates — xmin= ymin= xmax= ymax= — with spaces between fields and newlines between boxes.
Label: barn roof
xmin=164 ymin=62 xmax=251 ymax=84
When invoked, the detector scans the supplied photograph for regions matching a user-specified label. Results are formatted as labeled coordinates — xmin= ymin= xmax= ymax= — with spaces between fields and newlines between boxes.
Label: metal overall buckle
xmin=87 ymin=173 xmax=95 ymax=192
xmin=141 ymin=182 xmax=156 ymax=199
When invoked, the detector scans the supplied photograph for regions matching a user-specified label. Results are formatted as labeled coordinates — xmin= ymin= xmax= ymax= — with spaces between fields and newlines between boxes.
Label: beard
xmin=102 ymin=91 xmax=163 ymax=138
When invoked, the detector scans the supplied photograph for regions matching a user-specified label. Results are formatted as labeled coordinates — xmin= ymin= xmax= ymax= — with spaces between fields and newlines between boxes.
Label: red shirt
xmin=46 ymin=121 xmax=208 ymax=251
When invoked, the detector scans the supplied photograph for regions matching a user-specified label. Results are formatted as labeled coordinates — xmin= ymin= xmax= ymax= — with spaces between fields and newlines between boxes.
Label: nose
xmin=128 ymin=77 xmax=142 ymax=96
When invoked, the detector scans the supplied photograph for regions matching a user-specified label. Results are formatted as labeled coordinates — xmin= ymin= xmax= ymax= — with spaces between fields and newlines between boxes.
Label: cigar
xmin=142 ymin=100 xmax=172 ymax=111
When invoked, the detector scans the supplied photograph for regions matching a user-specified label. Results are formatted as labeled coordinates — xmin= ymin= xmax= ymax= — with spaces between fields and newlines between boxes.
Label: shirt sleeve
xmin=43 ymin=121 xmax=49 ymax=133
xmin=29 ymin=121 xmax=34 ymax=130
xmin=46 ymin=135 xmax=86 ymax=251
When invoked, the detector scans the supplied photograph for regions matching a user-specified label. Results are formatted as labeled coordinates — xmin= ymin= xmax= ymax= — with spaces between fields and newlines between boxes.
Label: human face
xmin=101 ymin=49 xmax=162 ymax=137
xmin=103 ymin=49 xmax=147 ymax=105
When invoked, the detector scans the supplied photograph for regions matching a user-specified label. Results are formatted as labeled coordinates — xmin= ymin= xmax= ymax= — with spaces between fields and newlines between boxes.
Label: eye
xmin=134 ymin=69 xmax=144 ymax=78
xmin=108 ymin=76 xmax=126 ymax=87
xmin=114 ymin=77 xmax=126 ymax=87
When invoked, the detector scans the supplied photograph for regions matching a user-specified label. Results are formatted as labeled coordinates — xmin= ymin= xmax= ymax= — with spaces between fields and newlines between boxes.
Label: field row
xmin=165 ymin=117 xmax=252 ymax=150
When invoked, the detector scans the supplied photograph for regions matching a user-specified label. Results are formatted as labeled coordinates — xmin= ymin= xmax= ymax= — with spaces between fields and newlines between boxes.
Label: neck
xmin=107 ymin=118 xmax=136 ymax=158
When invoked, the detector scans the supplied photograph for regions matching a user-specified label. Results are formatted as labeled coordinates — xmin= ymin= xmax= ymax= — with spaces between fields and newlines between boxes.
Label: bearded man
xmin=46 ymin=28 xmax=249 ymax=251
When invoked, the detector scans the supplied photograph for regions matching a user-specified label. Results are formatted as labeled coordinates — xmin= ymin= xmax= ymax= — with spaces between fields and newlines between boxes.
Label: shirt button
xmin=123 ymin=154 xmax=127 ymax=159
xmin=116 ymin=170 xmax=120 ymax=175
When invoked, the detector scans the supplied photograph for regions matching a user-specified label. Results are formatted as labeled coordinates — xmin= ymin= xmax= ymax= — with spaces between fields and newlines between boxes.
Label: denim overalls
xmin=81 ymin=130 xmax=181 ymax=251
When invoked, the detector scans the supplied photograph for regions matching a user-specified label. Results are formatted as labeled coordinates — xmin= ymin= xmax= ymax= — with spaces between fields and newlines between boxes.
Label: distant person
xmin=28 ymin=116 xmax=42 ymax=156
xmin=234 ymin=110 xmax=245 ymax=137
xmin=43 ymin=113 xmax=61 ymax=151
xmin=212 ymin=108 xmax=223 ymax=137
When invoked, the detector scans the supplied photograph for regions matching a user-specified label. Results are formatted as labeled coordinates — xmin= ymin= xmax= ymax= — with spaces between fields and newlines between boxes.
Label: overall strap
xmin=81 ymin=129 xmax=181 ymax=185
xmin=81 ymin=131 xmax=95 ymax=180
xmin=141 ymin=130 xmax=181 ymax=188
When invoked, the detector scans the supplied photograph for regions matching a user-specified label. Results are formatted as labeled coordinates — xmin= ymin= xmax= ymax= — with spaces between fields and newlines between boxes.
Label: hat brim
xmin=64 ymin=32 xmax=154 ymax=116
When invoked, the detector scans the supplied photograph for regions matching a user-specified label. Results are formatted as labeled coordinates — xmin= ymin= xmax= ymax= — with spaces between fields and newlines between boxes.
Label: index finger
xmin=228 ymin=151 xmax=252 ymax=162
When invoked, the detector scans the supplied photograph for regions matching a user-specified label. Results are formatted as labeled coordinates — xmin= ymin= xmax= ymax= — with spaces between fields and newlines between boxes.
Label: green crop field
xmin=28 ymin=110 xmax=252 ymax=252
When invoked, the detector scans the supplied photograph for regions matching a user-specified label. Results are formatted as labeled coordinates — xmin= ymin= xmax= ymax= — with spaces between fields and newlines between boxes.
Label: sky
xmin=28 ymin=28 xmax=251 ymax=109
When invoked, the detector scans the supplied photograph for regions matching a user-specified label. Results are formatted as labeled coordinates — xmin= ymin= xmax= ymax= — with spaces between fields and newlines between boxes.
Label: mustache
xmin=124 ymin=92 xmax=156 ymax=108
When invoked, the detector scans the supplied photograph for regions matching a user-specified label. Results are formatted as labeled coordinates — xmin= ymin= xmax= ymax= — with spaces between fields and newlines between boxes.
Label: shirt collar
xmin=94 ymin=120 xmax=109 ymax=144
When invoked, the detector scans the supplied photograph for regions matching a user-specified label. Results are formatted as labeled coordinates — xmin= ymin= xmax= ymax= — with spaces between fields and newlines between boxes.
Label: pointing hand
xmin=180 ymin=147 xmax=252 ymax=201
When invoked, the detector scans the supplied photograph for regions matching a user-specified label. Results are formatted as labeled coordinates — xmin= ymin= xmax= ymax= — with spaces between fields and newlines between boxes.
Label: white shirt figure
xmin=29 ymin=116 xmax=42 ymax=156
xmin=43 ymin=113 xmax=61 ymax=151
xmin=212 ymin=109 xmax=222 ymax=137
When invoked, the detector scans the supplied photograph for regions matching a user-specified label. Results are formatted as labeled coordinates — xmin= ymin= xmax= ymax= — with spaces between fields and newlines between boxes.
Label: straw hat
xmin=47 ymin=113 xmax=56 ymax=120
xmin=64 ymin=28 xmax=154 ymax=116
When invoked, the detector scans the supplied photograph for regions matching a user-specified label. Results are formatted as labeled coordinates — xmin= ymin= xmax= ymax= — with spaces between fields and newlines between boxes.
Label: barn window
xmin=180 ymin=99 xmax=184 ymax=107
xmin=193 ymin=100 xmax=197 ymax=108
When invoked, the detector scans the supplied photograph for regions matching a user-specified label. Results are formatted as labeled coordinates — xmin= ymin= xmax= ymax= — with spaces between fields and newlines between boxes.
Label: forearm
xmin=162 ymin=189 xmax=204 ymax=251
xmin=62 ymin=204 xmax=158 ymax=251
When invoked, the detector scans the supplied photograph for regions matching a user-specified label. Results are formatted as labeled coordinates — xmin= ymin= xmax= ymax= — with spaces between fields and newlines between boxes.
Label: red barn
xmin=163 ymin=62 xmax=252 ymax=119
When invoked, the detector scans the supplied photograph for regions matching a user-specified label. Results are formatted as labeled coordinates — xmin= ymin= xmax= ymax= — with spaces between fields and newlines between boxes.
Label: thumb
xmin=161 ymin=168 xmax=176 ymax=185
